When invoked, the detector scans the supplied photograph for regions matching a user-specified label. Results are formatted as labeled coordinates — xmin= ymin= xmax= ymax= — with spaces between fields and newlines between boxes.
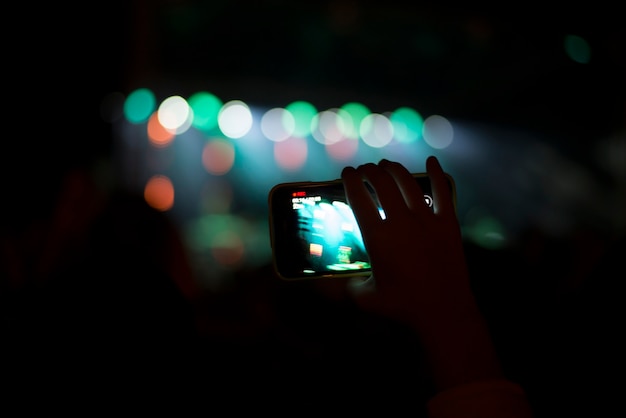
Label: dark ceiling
xmin=122 ymin=1 xmax=626 ymax=147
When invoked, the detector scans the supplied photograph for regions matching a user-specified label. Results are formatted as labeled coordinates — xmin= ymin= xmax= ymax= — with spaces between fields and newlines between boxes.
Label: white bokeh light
xmin=423 ymin=115 xmax=453 ymax=149
xmin=261 ymin=107 xmax=295 ymax=142
xmin=360 ymin=113 xmax=394 ymax=148
xmin=311 ymin=109 xmax=348 ymax=145
xmin=218 ymin=100 xmax=253 ymax=139
xmin=157 ymin=95 xmax=193 ymax=135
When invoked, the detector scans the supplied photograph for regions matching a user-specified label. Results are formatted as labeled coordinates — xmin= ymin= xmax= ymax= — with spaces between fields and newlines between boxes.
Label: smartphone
xmin=268 ymin=172 xmax=456 ymax=280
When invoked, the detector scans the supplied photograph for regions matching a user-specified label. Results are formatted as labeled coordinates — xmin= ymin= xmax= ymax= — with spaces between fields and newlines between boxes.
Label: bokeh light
xmin=285 ymin=100 xmax=318 ymax=137
xmin=274 ymin=136 xmax=308 ymax=171
xmin=188 ymin=91 xmax=223 ymax=132
xmin=261 ymin=107 xmax=295 ymax=142
xmin=360 ymin=113 xmax=394 ymax=148
xmin=564 ymin=34 xmax=591 ymax=64
xmin=147 ymin=112 xmax=175 ymax=147
xmin=200 ymin=177 xmax=234 ymax=214
xmin=185 ymin=214 xmax=250 ymax=271
xmin=158 ymin=95 xmax=193 ymax=135
xmin=326 ymin=137 xmax=359 ymax=161
xmin=202 ymin=138 xmax=235 ymax=175
xmin=211 ymin=229 xmax=245 ymax=267
xmin=124 ymin=88 xmax=156 ymax=124
xmin=391 ymin=106 xmax=423 ymax=143
xmin=340 ymin=102 xmax=370 ymax=139
xmin=423 ymin=115 xmax=453 ymax=149
xmin=144 ymin=174 xmax=175 ymax=211
xmin=464 ymin=210 xmax=508 ymax=249
xmin=311 ymin=108 xmax=348 ymax=145
xmin=218 ymin=100 xmax=253 ymax=138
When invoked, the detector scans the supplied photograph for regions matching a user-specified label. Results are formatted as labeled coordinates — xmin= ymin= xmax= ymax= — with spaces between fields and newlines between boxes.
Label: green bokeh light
xmin=285 ymin=100 xmax=318 ymax=138
xmin=188 ymin=91 xmax=223 ymax=132
xmin=391 ymin=106 xmax=423 ymax=143
xmin=124 ymin=88 xmax=156 ymax=124
xmin=340 ymin=102 xmax=371 ymax=139
xmin=465 ymin=215 xmax=508 ymax=250
xmin=564 ymin=34 xmax=591 ymax=64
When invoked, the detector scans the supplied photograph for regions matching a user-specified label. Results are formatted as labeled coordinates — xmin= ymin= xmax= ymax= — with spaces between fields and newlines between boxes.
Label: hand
xmin=342 ymin=156 xmax=474 ymax=330
xmin=342 ymin=156 xmax=503 ymax=390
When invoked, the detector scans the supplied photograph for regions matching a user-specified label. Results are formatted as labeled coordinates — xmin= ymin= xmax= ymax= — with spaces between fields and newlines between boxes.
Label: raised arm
xmin=342 ymin=156 xmax=533 ymax=417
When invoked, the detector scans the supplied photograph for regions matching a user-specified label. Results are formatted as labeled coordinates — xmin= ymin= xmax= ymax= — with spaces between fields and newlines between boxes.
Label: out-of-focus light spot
xmin=465 ymin=214 xmax=508 ymax=249
xmin=360 ymin=113 xmax=393 ymax=148
xmin=391 ymin=106 xmax=423 ymax=143
xmin=200 ymin=177 xmax=234 ymax=213
xmin=564 ymin=34 xmax=591 ymax=64
xmin=326 ymin=137 xmax=359 ymax=161
xmin=202 ymin=138 xmax=235 ymax=175
xmin=335 ymin=108 xmax=353 ymax=138
xmin=144 ymin=175 xmax=175 ymax=211
xmin=340 ymin=102 xmax=370 ymax=139
xmin=218 ymin=100 xmax=253 ymax=139
xmin=124 ymin=88 xmax=156 ymax=124
xmin=185 ymin=214 xmax=247 ymax=268
xmin=211 ymin=229 xmax=245 ymax=267
xmin=147 ymin=112 xmax=175 ymax=147
xmin=261 ymin=107 xmax=295 ymax=142
xmin=423 ymin=115 xmax=453 ymax=149
xmin=158 ymin=95 xmax=193 ymax=135
xmin=274 ymin=136 xmax=307 ymax=171
xmin=188 ymin=91 xmax=222 ymax=132
xmin=285 ymin=100 xmax=318 ymax=137
xmin=311 ymin=109 xmax=348 ymax=145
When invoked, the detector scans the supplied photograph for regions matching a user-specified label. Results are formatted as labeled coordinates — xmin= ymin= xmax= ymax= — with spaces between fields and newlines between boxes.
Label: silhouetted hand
xmin=342 ymin=156 xmax=504 ymax=391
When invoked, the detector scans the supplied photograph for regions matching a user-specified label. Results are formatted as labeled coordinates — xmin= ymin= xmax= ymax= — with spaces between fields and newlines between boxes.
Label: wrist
xmin=417 ymin=309 xmax=504 ymax=391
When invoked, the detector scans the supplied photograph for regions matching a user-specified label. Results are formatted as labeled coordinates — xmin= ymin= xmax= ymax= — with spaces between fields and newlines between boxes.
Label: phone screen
xmin=268 ymin=173 xmax=454 ymax=280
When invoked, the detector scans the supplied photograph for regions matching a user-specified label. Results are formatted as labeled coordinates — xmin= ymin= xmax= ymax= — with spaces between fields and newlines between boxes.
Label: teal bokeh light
xmin=564 ymin=34 xmax=591 ymax=64
xmin=124 ymin=88 xmax=156 ymax=124
xmin=285 ymin=100 xmax=318 ymax=138
xmin=189 ymin=91 xmax=223 ymax=132
xmin=340 ymin=102 xmax=370 ymax=139
xmin=391 ymin=106 xmax=423 ymax=143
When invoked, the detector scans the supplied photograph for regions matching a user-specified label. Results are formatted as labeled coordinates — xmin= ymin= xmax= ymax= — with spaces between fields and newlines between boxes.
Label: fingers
xmin=354 ymin=162 xmax=410 ymax=220
xmin=344 ymin=156 xmax=453 ymax=222
xmin=426 ymin=156 xmax=455 ymax=216
xmin=341 ymin=165 xmax=382 ymax=229
xmin=378 ymin=159 xmax=430 ymax=215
